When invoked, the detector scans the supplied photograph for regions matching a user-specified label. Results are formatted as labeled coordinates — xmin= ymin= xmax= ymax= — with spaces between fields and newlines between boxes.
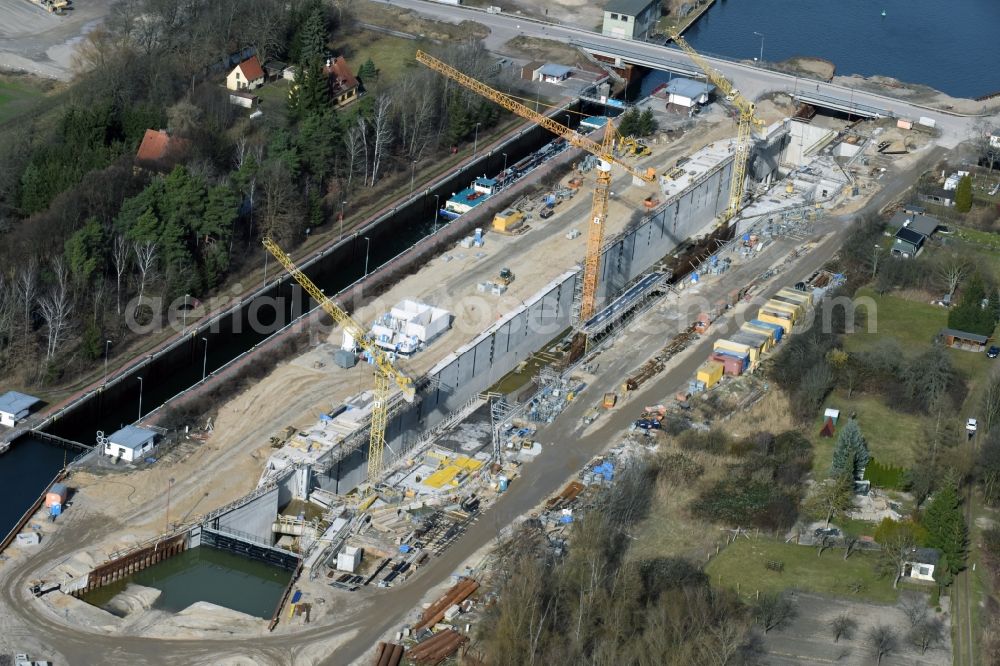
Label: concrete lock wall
xmin=212 ymin=485 xmax=280 ymax=542
xmin=317 ymin=156 xmax=735 ymax=493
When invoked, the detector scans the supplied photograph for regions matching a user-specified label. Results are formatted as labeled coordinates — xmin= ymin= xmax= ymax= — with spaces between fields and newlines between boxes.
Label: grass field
xmin=706 ymin=538 xmax=900 ymax=604
xmin=338 ymin=31 xmax=423 ymax=87
xmin=0 ymin=77 xmax=47 ymax=125
xmin=810 ymin=391 xmax=928 ymax=474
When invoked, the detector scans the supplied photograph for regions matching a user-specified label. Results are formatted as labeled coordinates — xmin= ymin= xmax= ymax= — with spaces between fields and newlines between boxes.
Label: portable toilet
xmin=750 ymin=319 xmax=784 ymax=343
xmin=45 ymin=483 xmax=68 ymax=508
xmin=696 ymin=361 xmax=724 ymax=388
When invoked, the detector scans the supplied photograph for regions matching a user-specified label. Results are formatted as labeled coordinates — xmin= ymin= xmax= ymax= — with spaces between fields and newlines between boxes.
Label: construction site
xmin=0 ymin=31 xmax=945 ymax=666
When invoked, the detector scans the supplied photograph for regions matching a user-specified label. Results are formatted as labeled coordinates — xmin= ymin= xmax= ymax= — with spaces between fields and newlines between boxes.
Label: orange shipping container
xmin=45 ymin=482 xmax=68 ymax=508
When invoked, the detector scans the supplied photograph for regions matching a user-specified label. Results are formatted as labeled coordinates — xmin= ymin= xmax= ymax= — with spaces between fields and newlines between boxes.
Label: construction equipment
xmin=498 ymin=267 xmax=515 ymax=286
xmin=602 ymin=392 xmax=618 ymax=409
xmin=668 ymin=31 xmax=765 ymax=225
xmin=415 ymin=50 xmax=656 ymax=328
xmin=492 ymin=209 xmax=525 ymax=233
xmin=620 ymin=136 xmax=651 ymax=157
xmin=262 ymin=238 xmax=416 ymax=488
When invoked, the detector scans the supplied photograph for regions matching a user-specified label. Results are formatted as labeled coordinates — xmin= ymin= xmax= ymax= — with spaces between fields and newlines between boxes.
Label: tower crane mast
xmin=668 ymin=31 xmax=764 ymax=223
xmin=415 ymin=50 xmax=655 ymax=325
xmin=262 ymin=237 xmax=415 ymax=489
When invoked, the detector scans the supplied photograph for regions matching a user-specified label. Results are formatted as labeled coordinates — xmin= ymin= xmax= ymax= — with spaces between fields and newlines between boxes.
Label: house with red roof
xmin=226 ymin=55 xmax=265 ymax=91
xmin=323 ymin=56 xmax=359 ymax=107
xmin=135 ymin=129 xmax=189 ymax=170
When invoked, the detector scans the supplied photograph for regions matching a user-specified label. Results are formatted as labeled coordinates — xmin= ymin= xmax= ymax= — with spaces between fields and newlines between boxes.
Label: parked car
xmin=634 ymin=419 xmax=661 ymax=430
xmin=968 ymin=418 xmax=979 ymax=434
xmin=988 ymin=346 xmax=999 ymax=359
xmin=813 ymin=527 xmax=841 ymax=538
xmin=539 ymin=205 xmax=554 ymax=219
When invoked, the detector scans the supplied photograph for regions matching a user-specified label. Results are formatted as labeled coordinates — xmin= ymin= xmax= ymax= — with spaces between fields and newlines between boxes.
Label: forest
xmin=0 ymin=0 xmax=505 ymax=389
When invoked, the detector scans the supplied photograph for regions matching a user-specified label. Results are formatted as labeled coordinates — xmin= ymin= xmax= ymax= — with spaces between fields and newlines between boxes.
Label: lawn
xmin=338 ymin=31 xmax=422 ymax=87
xmin=252 ymin=79 xmax=292 ymax=128
xmin=0 ymin=77 xmax=47 ymax=125
xmin=810 ymin=391 xmax=928 ymax=474
xmin=706 ymin=538 xmax=900 ymax=604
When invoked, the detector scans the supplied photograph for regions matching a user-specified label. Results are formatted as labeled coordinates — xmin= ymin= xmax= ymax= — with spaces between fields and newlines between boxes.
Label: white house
xmin=664 ymin=78 xmax=715 ymax=108
xmin=535 ymin=64 xmax=573 ymax=83
xmin=601 ymin=0 xmax=659 ymax=40
xmin=903 ymin=548 xmax=941 ymax=582
xmin=0 ymin=391 xmax=40 ymax=427
xmin=105 ymin=425 xmax=157 ymax=463
xmin=226 ymin=56 xmax=265 ymax=92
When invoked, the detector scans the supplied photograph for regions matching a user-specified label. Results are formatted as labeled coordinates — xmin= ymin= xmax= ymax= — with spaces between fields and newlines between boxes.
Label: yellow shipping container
xmin=492 ymin=209 xmax=525 ymax=233
xmin=768 ymin=295 xmax=804 ymax=318
xmin=714 ymin=338 xmax=758 ymax=363
xmin=757 ymin=312 xmax=792 ymax=334
xmin=697 ymin=361 xmax=724 ymax=388
xmin=764 ymin=300 xmax=800 ymax=323
xmin=741 ymin=323 xmax=776 ymax=349
xmin=778 ymin=288 xmax=812 ymax=307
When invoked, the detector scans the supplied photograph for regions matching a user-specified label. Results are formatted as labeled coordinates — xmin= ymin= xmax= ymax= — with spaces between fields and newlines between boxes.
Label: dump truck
xmin=602 ymin=392 xmax=617 ymax=409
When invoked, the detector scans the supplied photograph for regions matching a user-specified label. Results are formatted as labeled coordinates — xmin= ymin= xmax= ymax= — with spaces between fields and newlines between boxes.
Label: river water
xmin=81 ymin=547 xmax=293 ymax=618
xmin=0 ymin=437 xmax=67 ymax=538
xmin=682 ymin=0 xmax=1000 ymax=99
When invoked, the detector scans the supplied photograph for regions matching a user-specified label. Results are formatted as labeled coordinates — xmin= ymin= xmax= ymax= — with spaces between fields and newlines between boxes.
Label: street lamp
xmin=340 ymin=200 xmax=347 ymax=240
xmin=565 ymin=114 xmax=571 ymax=128
xmin=473 ymin=123 xmax=481 ymax=156
xmin=410 ymin=160 xmax=417 ymax=193
xmin=201 ymin=337 xmax=209 ymax=382
xmin=363 ymin=236 xmax=372 ymax=277
xmin=502 ymin=153 xmax=508 ymax=174
xmin=104 ymin=340 xmax=112 ymax=385
xmin=433 ymin=194 xmax=440 ymax=233
xmin=165 ymin=477 xmax=175 ymax=533
xmin=137 ymin=376 xmax=144 ymax=421
xmin=753 ymin=32 xmax=765 ymax=63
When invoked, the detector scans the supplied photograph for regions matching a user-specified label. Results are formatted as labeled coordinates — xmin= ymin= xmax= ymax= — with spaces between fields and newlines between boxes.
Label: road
xmin=382 ymin=0 xmax=995 ymax=148
xmin=0 ymin=143 xmax=944 ymax=665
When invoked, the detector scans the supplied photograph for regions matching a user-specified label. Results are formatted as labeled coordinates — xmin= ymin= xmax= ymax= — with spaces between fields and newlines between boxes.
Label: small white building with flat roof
xmin=105 ymin=425 xmax=157 ymax=463
xmin=664 ymin=78 xmax=715 ymax=107
xmin=0 ymin=391 xmax=41 ymax=427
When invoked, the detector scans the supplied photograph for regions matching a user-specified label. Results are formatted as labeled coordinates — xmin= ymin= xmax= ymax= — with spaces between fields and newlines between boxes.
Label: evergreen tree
xmin=288 ymin=60 xmax=329 ymax=119
xmin=830 ymin=419 xmax=870 ymax=480
xmin=64 ymin=217 xmax=107 ymax=286
xmin=948 ymin=272 xmax=996 ymax=336
xmin=638 ymin=108 xmax=658 ymax=136
xmin=617 ymin=108 xmax=642 ymax=137
xmin=298 ymin=6 xmax=328 ymax=64
xmin=357 ymin=58 xmax=377 ymax=85
xmin=955 ymin=174 xmax=973 ymax=213
xmin=924 ymin=479 xmax=968 ymax=579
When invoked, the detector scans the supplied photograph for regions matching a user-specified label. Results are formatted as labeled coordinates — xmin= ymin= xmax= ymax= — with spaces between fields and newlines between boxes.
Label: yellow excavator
xmin=620 ymin=136 xmax=651 ymax=158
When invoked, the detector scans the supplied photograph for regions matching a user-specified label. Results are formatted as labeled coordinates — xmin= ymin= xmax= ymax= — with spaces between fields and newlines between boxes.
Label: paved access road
xmin=381 ymin=0 xmax=995 ymax=148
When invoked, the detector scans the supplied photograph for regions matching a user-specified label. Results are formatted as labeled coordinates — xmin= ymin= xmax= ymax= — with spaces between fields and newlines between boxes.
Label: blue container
xmin=750 ymin=319 xmax=784 ymax=342
xmin=498 ymin=478 xmax=509 ymax=492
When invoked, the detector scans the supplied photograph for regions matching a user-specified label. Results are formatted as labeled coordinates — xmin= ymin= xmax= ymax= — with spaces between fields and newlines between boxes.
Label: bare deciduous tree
xmin=369 ymin=95 xmax=393 ymax=188
xmin=908 ymin=617 xmax=944 ymax=654
xmin=37 ymin=259 xmax=73 ymax=361
xmin=15 ymin=257 xmax=38 ymax=345
xmin=843 ymin=534 xmax=860 ymax=560
xmin=982 ymin=373 xmax=1000 ymax=434
xmin=132 ymin=240 xmax=158 ymax=319
xmin=830 ymin=613 xmax=857 ymax=642
xmin=877 ymin=529 xmax=916 ymax=589
xmin=751 ymin=592 xmax=796 ymax=633
xmin=899 ymin=591 xmax=928 ymax=628
xmin=112 ymin=234 xmax=131 ymax=316
xmin=936 ymin=257 xmax=968 ymax=299
xmin=866 ymin=624 xmax=899 ymax=665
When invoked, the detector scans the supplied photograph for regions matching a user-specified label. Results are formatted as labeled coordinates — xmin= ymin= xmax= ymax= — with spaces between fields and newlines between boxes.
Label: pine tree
xmin=298 ymin=7 xmax=328 ymax=64
xmin=955 ymin=174 xmax=973 ymax=213
xmin=357 ymin=58 xmax=377 ymax=85
xmin=638 ymin=108 xmax=658 ymax=136
xmin=830 ymin=419 xmax=870 ymax=480
xmin=924 ymin=480 xmax=968 ymax=578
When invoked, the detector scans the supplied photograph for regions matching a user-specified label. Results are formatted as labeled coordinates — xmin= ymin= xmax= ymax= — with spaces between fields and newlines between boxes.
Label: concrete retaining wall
xmin=209 ymin=485 xmax=280 ymax=543
xmin=318 ymin=154 xmax=735 ymax=493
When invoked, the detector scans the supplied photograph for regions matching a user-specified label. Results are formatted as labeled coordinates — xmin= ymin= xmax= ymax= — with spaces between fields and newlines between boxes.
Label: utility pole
xmin=754 ymin=32 xmax=765 ymax=63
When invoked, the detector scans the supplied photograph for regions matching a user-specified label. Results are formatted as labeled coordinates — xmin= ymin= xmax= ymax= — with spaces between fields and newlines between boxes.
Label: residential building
xmin=226 ymin=56 xmax=265 ymax=91
xmin=135 ymin=129 xmax=189 ymax=169
xmin=601 ymin=0 xmax=660 ymax=40
xmin=888 ymin=211 xmax=939 ymax=258
xmin=903 ymin=548 xmax=941 ymax=582
xmin=105 ymin=425 xmax=157 ymax=463
xmin=919 ymin=188 xmax=955 ymax=208
xmin=323 ymin=56 xmax=359 ymax=107
xmin=0 ymin=391 xmax=40 ymax=427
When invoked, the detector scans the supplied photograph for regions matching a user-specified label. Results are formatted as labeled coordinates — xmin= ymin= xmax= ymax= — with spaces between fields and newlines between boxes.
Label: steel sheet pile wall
xmin=596 ymin=155 xmax=734 ymax=303
xmin=321 ymin=155 xmax=736 ymax=492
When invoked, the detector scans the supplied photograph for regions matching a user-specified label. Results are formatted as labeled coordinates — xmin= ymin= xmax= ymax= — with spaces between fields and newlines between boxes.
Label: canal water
xmin=0 ymin=436 xmax=68 ymax=538
xmin=40 ymin=109 xmax=583 ymax=446
xmin=682 ymin=0 xmax=1000 ymax=98
xmin=81 ymin=546 xmax=293 ymax=619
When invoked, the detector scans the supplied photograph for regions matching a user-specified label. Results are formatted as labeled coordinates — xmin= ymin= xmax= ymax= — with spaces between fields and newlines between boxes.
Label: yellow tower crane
xmin=668 ymin=31 xmax=765 ymax=224
xmin=262 ymin=237 xmax=416 ymax=489
xmin=415 ymin=50 xmax=656 ymax=325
